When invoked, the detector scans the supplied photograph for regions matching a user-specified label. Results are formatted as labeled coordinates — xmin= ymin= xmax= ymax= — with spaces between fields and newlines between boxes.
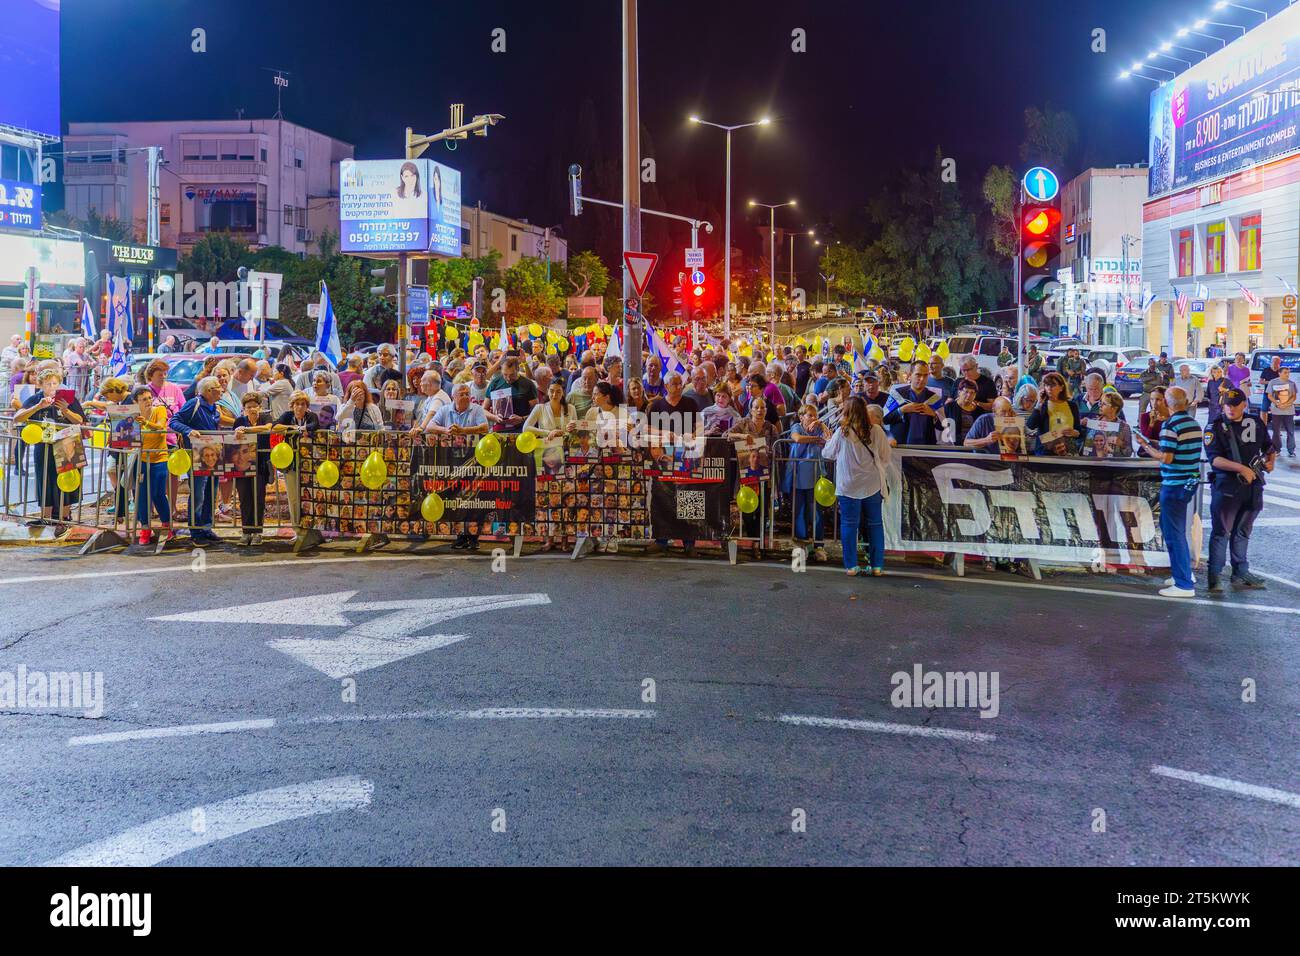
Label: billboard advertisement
xmin=0 ymin=234 xmax=84 ymax=286
xmin=1149 ymin=3 xmax=1300 ymax=197
xmin=0 ymin=176 xmax=41 ymax=231
xmin=339 ymin=158 xmax=461 ymax=256
xmin=0 ymin=0 xmax=61 ymax=137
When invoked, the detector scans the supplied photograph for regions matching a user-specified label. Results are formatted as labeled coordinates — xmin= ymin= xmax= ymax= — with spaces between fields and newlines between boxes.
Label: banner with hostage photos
xmin=297 ymin=431 xmax=417 ymax=536
xmin=647 ymin=437 xmax=732 ymax=542
xmin=410 ymin=437 xmax=535 ymax=525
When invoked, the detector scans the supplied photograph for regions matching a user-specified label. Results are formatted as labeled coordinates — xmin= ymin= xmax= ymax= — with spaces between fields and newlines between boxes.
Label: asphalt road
xmin=0 ymin=537 xmax=1296 ymax=866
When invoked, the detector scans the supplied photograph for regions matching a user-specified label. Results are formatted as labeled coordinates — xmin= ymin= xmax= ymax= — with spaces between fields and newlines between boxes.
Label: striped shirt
xmin=1158 ymin=411 xmax=1203 ymax=487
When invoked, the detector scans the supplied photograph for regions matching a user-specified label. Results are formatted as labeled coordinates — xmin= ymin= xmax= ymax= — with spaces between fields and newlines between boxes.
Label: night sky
xmin=58 ymin=0 xmax=1280 ymax=291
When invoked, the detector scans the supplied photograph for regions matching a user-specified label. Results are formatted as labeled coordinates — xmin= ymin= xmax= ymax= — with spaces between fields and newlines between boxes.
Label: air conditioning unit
xmin=296 ymin=227 xmax=313 ymax=242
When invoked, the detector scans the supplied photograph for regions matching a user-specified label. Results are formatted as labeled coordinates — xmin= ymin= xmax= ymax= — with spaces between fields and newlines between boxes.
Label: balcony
xmin=179 ymin=161 xmax=267 ymax=177
xmin=64 ymin=162 xmax=127 ymax=179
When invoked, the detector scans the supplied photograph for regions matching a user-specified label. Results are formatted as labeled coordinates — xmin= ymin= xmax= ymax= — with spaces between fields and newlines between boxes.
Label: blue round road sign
xmin=1022 ymin=166 xmax=1059 ymax=202
xmin=690 ymin=270 xmax=706 ymax=286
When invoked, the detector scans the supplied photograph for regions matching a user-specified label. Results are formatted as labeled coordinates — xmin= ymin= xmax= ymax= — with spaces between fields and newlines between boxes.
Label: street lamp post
xmin=688 ymin=115 xmax=770 ymax=338
xmin=789 ymin=229 xmax=815 ymax=320
xmin=749 ymin=199 xmax=796 ymax=323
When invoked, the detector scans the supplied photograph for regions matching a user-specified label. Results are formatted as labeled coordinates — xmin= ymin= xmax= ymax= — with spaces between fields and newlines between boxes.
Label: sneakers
xmin=238 ymin=533 xmax=253 ymax=546
xmin=1206 ymin=576 xmax=1224 ymax=594
xmin=812 ymin=546 xmax=829 ymax=564
xmin=1158 ymin=585 xmax=1196 ymax=598
xmin=1231 ymin=572 xmax=1267 ymax=590
xmin=138 ymin=529 xmax=153 ymax=546
xmin=250 ymin=534 xmax=263 ymax=547
xmin=451 ymin=533 xmax=470 ymax=549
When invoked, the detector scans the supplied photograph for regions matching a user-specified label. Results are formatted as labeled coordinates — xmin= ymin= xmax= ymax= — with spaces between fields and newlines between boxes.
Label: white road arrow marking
xmin=152 ymin=592 xmax=551 ymax=678
xmin=45 ymin=775 xmax=373 ymax=866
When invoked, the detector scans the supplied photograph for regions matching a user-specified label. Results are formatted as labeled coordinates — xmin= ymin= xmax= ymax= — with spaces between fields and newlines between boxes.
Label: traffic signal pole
xmin=622 ymin=0 xmax=643 ymax=386
xmin=1015 ymin=188 xmax=1026 ymax=373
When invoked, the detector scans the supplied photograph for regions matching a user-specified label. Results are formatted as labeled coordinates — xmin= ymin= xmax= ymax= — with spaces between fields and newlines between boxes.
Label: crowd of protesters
xmin=0 ymin=325 xmax=1288 ymax=590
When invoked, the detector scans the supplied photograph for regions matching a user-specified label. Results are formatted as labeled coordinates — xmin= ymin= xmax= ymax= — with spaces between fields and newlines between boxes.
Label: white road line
xmin=65 ymin=708 xmax=655 ymax=746
xmin=1151 ymin=765 xmax=1300 ymax=810
xmin=68 ymin=719 xmax=276 ymax=747
xmin=777 ymin=713 xmax=996 ymax=742
xmin=1252 ymin=571 xmax=1300 ymax=591
xmin=1 ymin=546 xmax=1295 ymax=617
xmin=1254 ymin=516 xmax=1300 ymax=527
xmin=45 ymin=775 xmax=373 ymax=866
xmin=1260 ymin=495 xmax=1300 ymax=510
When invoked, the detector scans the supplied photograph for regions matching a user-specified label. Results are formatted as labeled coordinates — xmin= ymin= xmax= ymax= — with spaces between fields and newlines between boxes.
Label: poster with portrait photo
xmin=996 ymin=418 xmax=1028 ymax=457
xmin=191 ymin=435 xmax=224 ymax=475
xmin=106 ymin=404 xmax=140 ymax=449
xmin=224 ymin=435 xmax=259 ymax=476
xmin=50 ymin=425 xmax=87 ymax=475
xmin=732 ymin=435 xmax=769 ymax=483
xmin=383 ymin=399 xmax=414 ymax=430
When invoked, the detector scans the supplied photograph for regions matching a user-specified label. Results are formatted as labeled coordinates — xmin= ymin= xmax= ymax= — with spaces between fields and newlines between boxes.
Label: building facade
xmin=459 ymin=203 xmax=567 ymax=269
xmin=1059 ymin=166 xmax=1150 ymax=346
xmin=62 ymin=119 xmax=353 ymax=257
xmin=1141 ymin=4 xmax=1300 ymax=358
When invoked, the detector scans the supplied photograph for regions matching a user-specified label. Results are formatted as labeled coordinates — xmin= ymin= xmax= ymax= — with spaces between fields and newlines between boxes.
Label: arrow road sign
xmin=1022 ymin=166 xmax=1059 ymax=202
xmin=623 ymin=251 xmax=658 ymax=297
xmin=152 ymin=592 xmax=552 ymax=678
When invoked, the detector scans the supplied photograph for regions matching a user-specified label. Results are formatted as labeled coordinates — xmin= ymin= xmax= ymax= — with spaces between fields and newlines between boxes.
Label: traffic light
xmin=369 ymin=262 xmax=398 ymax=298
xmin=1019 ymin=200 xmax=1060 ymax=310
xmin=688 ymin=268 xmax=707 ymax=321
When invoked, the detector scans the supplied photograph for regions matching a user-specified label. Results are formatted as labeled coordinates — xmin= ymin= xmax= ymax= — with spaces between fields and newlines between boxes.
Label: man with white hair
xmin=364 ymin=344 xmax=403 ymax=391
xmin=229 ymin=358 xmax=258 ymax=399
xmin=568 ymin=365 xmax=598 ymax=417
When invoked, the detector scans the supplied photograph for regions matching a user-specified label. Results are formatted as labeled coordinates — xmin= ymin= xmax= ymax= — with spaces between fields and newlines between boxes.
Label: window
xmin=199 ymin=140 xmax=218 ymax=161
xmin=510 ymin=234 xmax=518 ymax=252
xmin=294 ymin=148 xmax=304 ymax=169
xmin=1175 ymin=228 xmax=1194 ymax=277
xmin=220 ymin=140 xmax=238 ymax=161
xmin=260 ymin=148 xmax=268 ymax=163
xmin=978 ymin=338 xmax=1002 ymax=356
xmin=296 ymin=207 xmax=307 ymax=228
xmin=238 ymin=141 xmax=255 ymax=161
xmin=1238 ymin=214 xmax=1261 ymax=271
xmin=1205 ymin=221 xmax=1225 ymax=274
xmin=283 ymin=205 xmax=295 ymax=225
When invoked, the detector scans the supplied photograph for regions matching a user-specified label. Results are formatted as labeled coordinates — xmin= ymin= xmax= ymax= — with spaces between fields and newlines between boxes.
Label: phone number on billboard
xmin=346 ymin=231 xmax=421 ymax=245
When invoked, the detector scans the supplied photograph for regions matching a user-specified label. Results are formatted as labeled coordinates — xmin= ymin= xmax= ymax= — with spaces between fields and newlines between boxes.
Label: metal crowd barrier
xmin=1 ymin=413 xmax=303 ymax=554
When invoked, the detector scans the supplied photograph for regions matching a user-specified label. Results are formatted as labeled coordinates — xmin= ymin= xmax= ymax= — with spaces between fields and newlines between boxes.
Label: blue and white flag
xmin=884 ymin=383 xmax=945 ymax=417
xmin=79 ymin=297 xmax=97 ymax=339
xmin=1193 ymin=281 xmax=1210 ymax=300
xmin=315 ymin=281 xmax=343 ymax=367
xmin=107 ymin=275 xmax=132 ymax=373
xmin=498 ymin=316 xmax=510 ymax=351
xmin=646 ymin=320 xmax=685 ymax=377
xmin=1139 ymin=288 xmax=1157 ymax=312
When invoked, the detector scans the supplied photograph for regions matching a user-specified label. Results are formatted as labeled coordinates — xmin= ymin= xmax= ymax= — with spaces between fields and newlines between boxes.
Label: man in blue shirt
xmin=883 ymin=361 xmax=945 ymax=445
xmin=169 ymin=375 xmax=225 ymax=545
xmin=1135 ymin=385 xmax=1203 ymax=597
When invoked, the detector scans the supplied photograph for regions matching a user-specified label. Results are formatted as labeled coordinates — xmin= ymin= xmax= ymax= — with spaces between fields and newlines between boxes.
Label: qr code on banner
xmin=676 ymin=488 xmax=706 ymax=521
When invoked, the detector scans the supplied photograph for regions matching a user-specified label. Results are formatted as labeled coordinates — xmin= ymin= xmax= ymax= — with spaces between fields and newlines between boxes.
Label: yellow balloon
xmin=545 ymin=329 xmax=558 ymax=343
xmin=316 ymin=459 xmax=340 ymax=488
xmin=795 ymin=336 xmax=808 ymax=347
xmin=444 ymin=326 xmax=456 ymax=341
xmin=736 ymin=485 xmax=759 ymax=514
xmin=270 ymin=442 xmax=294 ymax=470
xmin=20 ymin=423 xmax=42 ymax=445
xmin=573 ymin=326 xmax=585 ymax=337
xmin=468 ymin=331 xmax=484 ymax=346
xmin=556 ymin=338 xmax=569 ymax=352
xmin=936 ymin=340 xmax=950 ymax=359
xmin=57 ymin=469 xmax=81 ymax=493
xmin=915 ymin=343 xmax=932 ymax=362
xmin=167 ymin=448 xmax=192 ymax=476
xmin=814 ymin=477 xmax=836 ymax=507
xmin=475 ymin=433 xmax=501 ymax=468
xmin=868 ymin=344 xmax=885 ymax=361
xmin=897 ymin=342 xmax=914 ymax=362
xmin=420 ymin=492 xmax=445 ymax=522
xmin=515 ymin=432 xmax=539 ymax=454
xmin=528 ymin=323 xmax=543 ymax=337
xmin=812 ymin=336 xmax=822 ymax=350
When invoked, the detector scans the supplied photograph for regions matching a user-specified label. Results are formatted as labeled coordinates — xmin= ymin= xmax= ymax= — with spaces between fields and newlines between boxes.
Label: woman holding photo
xmin=1081 ymin=392 xmax=1133 ymax=459
xmin=523 ymin=380 xmax=581 ymax=552
xmin=232 ymin=392 xmax=273 ymax=546
xmin=130 ymin=386 xmax=173 ymax=546
xmin=1025 ymin=372 xmax=1080 ymax=455
xmin=337 ymin=380 xmax=384 ymax=434
xmin=13 ymin=368 xmax=86 ymax=526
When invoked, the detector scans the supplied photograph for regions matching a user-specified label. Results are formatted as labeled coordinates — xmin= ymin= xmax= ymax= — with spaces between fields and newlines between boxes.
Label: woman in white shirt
xmin=822 ymin=395 xmax=892 ymax=576
xmin=336 ymin=380 xmax=384 ymax=436
xmin=257 ymin=363 xmax=295 ymax=420
xmin=524 ymin=380 xmax=582 ymax=551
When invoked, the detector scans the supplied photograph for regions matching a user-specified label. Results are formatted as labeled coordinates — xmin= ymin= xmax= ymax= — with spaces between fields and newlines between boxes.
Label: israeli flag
xmin=79 ymin=297 xmax=97 ymax=339
xmin=315 ymin=281 xmax=343 ymax=367
xmin=646 ymin=320 xmax=685 ymax=377
xmin=499 ymin=316 xmax=510 ymax=351
xmin=107 ymin=275 xmax=132 ymax=373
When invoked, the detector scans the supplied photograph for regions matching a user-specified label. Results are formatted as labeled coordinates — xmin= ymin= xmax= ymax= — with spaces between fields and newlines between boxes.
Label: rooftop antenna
xmin=261 ymin=67 xmax=293 ymax=120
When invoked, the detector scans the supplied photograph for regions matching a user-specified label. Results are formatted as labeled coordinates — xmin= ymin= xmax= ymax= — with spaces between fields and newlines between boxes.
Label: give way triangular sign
xmin=623 ymin=251 xmax=658 ymax=297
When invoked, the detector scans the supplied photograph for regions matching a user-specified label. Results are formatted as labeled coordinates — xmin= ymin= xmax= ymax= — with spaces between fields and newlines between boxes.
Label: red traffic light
xmin=1022 ymin=206 xmax=1060 ymax=237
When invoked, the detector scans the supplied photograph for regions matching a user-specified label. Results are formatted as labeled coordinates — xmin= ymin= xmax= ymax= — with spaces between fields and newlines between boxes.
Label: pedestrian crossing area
xmin=1254 ymin=467 xmax=1300 ymax=527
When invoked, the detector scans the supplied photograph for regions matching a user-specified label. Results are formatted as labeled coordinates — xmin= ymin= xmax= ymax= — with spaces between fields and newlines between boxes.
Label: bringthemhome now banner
xmin=885 ymin=450 xmax=1173 ymax=567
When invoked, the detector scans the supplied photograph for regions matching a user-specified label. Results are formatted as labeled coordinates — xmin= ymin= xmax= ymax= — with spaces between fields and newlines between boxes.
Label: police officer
xmin=1204 ymin=387 xmax=1276 ymax=593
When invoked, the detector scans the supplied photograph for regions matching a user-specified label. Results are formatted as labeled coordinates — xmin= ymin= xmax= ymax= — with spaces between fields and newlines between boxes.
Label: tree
xmin=981 ymin=165 xmax=1019 ymax=260
xmin=1019 ymin=106 xmax=1079 ymax=172
xmin=502 ymin=256 xmax=566 ymax=325
xmin=562 ymin=250 xmax=611 ymax=298
xmin=178 ymin=233 xmax=254 ymax=284
xmin=46 ymin=208 xmax=134 ymax=241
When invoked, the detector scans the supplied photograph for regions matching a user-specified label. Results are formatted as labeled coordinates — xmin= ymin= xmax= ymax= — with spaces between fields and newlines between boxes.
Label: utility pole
xmin=146 ymin=146 xmax=162 ymax=352
xmin=622 ymin=0 xmax=643 ymax=385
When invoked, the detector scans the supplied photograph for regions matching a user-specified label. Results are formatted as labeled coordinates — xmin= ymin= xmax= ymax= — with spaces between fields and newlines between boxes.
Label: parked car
xmin=942 ymin=333 xmax=1018 ymax=376
xmin=125 ymin=352 xmax=208 ymax=390
xmin=213 ymin=318 xmax=314 ymax=349
xmin=1246 ymin=348 xmax=1300 ymax=412
xmin=210 ymin=339 xmax=309 ymax=362
xmin=1081 ymin=347 xmax=1151 ymax=382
